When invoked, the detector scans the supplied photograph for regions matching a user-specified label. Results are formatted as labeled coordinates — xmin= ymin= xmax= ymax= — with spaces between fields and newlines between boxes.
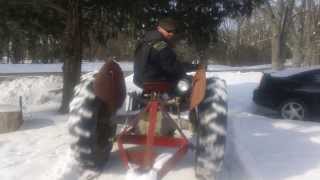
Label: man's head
xmin=157 ymin=17 xmax=177 ymax=40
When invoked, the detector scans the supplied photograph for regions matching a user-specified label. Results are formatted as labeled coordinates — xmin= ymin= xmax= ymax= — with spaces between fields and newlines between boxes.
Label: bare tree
xmin=288 ymin=0 xmax=306 ymax=66
xmin=217 ymin=9 xmax=272 ymax=66
xmin=262 ymin=0 xmax=295 ymax=70
xmin=304 ymin=0 xmax=320 ymax=65
xmin=287 ymin=0 xmax=320 ymax=66
xmin=60 ymin=0 xmax=82 ymax=112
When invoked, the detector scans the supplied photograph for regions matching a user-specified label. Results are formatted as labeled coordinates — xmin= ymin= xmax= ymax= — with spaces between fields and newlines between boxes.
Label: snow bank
xmin=207 ymin=64 xmax=271 ymax=72
xmin=0 ymin=104 xmax=20 ymax=112
xmin=0 ymin=61 xmax=132 ymax=74
xmin=0 ymin=76 xmax=62 ymax=110
xmin=1 ymin=63 xmax=320 ymax=180
xmin=229 ymin=114 xmax=320 ymax=180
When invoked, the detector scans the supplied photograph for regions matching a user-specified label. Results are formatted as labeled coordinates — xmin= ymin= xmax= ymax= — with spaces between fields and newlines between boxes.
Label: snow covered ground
xmin=0 ymin=62 xmax=272 ymax=74
xmin=0 ymin=62 xmax=320 ymax=180
xmin=0 ymin=62 xmax=132 ymax=74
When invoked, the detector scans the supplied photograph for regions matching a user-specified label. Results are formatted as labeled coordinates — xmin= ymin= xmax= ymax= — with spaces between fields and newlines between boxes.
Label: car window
xmin=307 ymin=70 xmax=320 ymax=83
xmin=313 ymin=74 xmax=320 ymax=83
xmin=292 ymin=70 xmax=320 ymax=84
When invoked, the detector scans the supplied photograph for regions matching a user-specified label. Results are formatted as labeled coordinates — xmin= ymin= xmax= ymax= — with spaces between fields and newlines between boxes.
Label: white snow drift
xmin=0 ymin=63 xmax=320 ymax=180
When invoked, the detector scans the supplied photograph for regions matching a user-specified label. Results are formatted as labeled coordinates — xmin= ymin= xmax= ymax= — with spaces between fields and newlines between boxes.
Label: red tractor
xmin=68 ymin=60 xmax=227 ymax=180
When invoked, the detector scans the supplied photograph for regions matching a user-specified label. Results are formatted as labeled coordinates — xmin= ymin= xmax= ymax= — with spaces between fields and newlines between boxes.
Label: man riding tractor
xmin=133 ymin=17 xmax=199 ymax=89
xmin=132 ymin=17 xmax=202 ymax=134
xmin=68 ymin=17 xmax=228 ymax=180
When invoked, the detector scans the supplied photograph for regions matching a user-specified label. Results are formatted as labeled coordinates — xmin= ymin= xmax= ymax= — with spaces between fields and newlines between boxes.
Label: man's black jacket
xmin=133 ymin=30 xmax=196 ymax=88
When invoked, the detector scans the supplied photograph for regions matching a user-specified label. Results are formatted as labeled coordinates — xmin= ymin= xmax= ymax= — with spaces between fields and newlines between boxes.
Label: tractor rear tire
xmin=68 ymin=72 xmax=116 ymax=169
xmin=195 ymin=77 xmax=228 ymax=180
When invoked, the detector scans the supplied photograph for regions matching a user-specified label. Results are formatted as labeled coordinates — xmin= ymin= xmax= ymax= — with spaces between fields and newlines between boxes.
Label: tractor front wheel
xmin=194 ymin=77 xmax=228 ymax=180
xmin=68 ymin=73 xmax=116 ymax=169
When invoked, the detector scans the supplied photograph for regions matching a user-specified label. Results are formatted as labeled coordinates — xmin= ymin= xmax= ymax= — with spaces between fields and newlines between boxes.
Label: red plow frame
xmin=117 ymin=82 xmax=189 ymax=178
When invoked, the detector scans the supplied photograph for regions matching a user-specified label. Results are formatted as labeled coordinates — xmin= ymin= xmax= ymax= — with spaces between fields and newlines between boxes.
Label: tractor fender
xmin=93 ymin=60 xmax=126 ymax=112
xmin=190 ymin=68 xmax=206 ymax=110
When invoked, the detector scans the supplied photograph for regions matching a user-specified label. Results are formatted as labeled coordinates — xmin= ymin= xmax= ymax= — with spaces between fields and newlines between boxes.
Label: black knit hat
xmin=158 ymin=17 xmax=177 ymax=32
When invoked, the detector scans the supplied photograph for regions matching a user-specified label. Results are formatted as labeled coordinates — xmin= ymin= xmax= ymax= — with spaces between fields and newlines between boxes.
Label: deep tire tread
xmin=68 ymin=72 xmax=115 ymax=169
xmin=195 ymin=77 xmax=228 ymax=180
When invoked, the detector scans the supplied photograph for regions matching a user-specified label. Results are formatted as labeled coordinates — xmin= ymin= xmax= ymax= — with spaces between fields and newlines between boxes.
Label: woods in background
xmin=215 ymin=0 xmax=320 ymax=69
xmin=2 ymin=0 xmax=319 ymax=112
xmin=0 ymin=1 xmax=319 ymax=68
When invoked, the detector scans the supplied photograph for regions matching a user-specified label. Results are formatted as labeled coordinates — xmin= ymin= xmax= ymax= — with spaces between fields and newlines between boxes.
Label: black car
xmin=253 ymin=67 xmax=320 ymax=121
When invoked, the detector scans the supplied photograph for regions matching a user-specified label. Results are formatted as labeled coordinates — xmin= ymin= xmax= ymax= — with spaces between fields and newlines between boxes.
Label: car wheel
xmin=280 ymin=100 xmax=308 ymax=121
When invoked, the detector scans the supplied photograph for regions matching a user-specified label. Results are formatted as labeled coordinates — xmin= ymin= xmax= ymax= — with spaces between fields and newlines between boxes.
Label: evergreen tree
xmin=0 ymin=0 xmax=262 ymax=112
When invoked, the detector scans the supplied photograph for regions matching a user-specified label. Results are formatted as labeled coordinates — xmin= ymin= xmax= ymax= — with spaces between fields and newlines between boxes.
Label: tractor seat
xmin=143 ymin=81 xmax=173 ymax=94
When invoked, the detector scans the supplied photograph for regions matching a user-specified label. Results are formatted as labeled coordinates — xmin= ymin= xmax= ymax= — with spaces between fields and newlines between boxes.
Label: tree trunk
xmin=28 ymin=35 xmax=38 ymax=63
xmin=6 ymin=40 xmax=10 ymax=64
xmin=265 ymin=0 xmax=294 ymax=70
xmin=42 ymin=36 xmax=49 ymax=64
xmin=60 ymin=0 xmax=82 ymax=113
xmin=12 ymin=37 xmax=24 ymax=64
xmin=303 ymin=0 xmax=320 ymax=66
xmin=271 ymin=31 xmax=284 ymax=70
xmin=288 ymin=0 xmax=305 ymax=67
xmin=304 ymin=0 xmax=313 ymax=66
xmin=234 ymin=18 xmax=243 ymax=64
xmin=291 ymin=46 xmax=304 ymax=67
